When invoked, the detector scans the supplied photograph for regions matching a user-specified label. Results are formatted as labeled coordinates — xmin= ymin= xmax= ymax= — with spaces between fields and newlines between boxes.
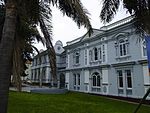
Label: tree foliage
xmin=100 ymin=0 xmax=150 ymax=34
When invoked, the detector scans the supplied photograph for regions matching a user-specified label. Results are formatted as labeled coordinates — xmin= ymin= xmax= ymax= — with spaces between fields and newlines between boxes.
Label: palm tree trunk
xmin=39 ymin=18 xmax=57 ymax=87
xmin=0 ymin=0 xmax=17 ymax=113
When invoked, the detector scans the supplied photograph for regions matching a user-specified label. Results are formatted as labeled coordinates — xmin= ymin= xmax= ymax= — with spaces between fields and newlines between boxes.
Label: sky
xmin=0 ymin=0 xmax=129 ymax=50
xmin=35 ymin=0 xmax=130 ymax=50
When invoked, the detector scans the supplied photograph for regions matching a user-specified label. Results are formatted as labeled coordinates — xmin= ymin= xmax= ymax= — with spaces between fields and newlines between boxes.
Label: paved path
xmin=9 ymin=86 xmax=68 ymax=94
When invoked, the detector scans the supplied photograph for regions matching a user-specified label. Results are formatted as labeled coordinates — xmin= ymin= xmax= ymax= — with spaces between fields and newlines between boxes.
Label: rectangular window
xmin=123 ymin=44 xmax=127 ymax=55
xmin=125 ymin=70 xmax=132 ymax=88
xmin=84 ymin=49 xmax=87 ymax=65
xmin=73 ymin=74 xmax=76 ymax=85
xmin=99 ymin=47 xmax=102 ymax=60
xmin=93 ymin=76 xmax=96 ymax=86
xmin=119 ymin=40 xmax=128 ymax=57
xmin=117 ymin=70 xmax=123 ymax=88
xmin=75 ymin=52 xmax=79 ymax=64
xmin=78 ymin=74 xmax=80 ymax=85
xmin=120 ymin=45 xmax=123 ymax=56
xmin=89 ymin=50 xmax=93 ymax=61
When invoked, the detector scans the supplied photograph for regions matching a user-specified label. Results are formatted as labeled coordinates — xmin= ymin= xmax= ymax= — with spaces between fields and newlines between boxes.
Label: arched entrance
xmin=59 ymin=73 xmax=65 ymax=88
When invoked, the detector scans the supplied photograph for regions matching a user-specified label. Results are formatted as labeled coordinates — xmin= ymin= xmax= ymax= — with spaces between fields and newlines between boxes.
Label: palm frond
xmin=100 ymin=0 xmax=120 ymax=23
xmin=55 ymin=0 xmax=93 ymax=36
xmin=124 ymin=0 xmax=150 ymax=33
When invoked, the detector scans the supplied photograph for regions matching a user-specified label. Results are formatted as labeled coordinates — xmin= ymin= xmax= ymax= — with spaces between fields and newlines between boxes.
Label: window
xmin=115 ymin=37 xmax=129 ymax=57
xmin=98 ymin=44 xmax=106 ymax=63
xmin=84 ymin=49 xmax=87 ymax=65
xmin=117 ymin=70 xmax=123 ymax=88
xmin=73 ymin=50 xmax=80 ymax=65
xmin=125 ymin=70 xmax=132 ymax=88
xmin=73 ymin=73 xmax=80 ymax=90
xmin=31 ymin=70 xmax=34 ymax=80
xmin=99 ymin=47 xmax=102 ymax=60
xmin=94 ymin=47 xmax=98 ymax=61
xmin=73 ymin=74 xmax=76 ymax=85
xmin=78 ymin=74 xmax=80 ymax=85
xmin=75 ymin=52 xmax=79 ymax=64
xmin=92 ymin=72 xmax=101 ymax=92
xmin=119 ymin=40 xmax=127 ymax=56
xmin=117 ymin=69 xmax=133 ymax=96
xmin=93 ymin=75 xmax=96 ymax=86
xmin=89 ymin=50 xmax=93 ymax=61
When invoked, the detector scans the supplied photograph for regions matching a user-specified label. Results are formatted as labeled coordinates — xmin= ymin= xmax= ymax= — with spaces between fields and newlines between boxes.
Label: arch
xmin=92 ymin=72 xmax=101 ymax=87
xmin=91 ymin=71 xmax=102 ymax=92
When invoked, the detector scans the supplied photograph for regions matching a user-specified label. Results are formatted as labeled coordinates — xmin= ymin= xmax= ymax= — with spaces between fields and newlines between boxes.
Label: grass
xmin=8 ymin=91 xmax=150 ymax=113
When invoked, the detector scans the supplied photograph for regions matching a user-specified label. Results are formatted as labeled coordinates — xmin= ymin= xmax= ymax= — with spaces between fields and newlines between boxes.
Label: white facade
xmin=30 ymin=17 xmax=150 ymax=99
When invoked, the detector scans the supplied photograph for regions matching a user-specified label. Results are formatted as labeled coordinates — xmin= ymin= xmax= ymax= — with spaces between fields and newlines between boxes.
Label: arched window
xmin=91 ymin=72 xmax=101 ymax=92
xmin=115 ymin=35 xmax=129 ymax=57
xmin=94 ymin=47 xmax=98 ymax=61
xmin=92 ymin=72 xmax=101 ymax=87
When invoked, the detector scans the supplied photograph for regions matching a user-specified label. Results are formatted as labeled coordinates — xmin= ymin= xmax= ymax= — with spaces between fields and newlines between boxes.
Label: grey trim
xmin=138 ymin=59 xmax=147 ymax=64
xmin=111 ymin=61 xmax=135 ymax=67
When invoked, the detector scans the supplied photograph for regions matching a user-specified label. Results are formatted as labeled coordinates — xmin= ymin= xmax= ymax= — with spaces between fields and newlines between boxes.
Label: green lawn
xmin=8 ymin=91 xmax=150 ymax=113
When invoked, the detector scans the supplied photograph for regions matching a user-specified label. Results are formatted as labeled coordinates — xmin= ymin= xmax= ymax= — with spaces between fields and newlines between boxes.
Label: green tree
xmin=0 ymin=0 xmax=92 ymax=113
xmin=100 ymin=0 xmax=150 ymax=33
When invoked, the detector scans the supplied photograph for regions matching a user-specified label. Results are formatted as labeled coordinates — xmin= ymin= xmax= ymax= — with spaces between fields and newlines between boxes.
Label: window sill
xmin=115 ymin=55 xmax=131 ymax=59
xmin=73 ymin=63 xmax=80 ymax=67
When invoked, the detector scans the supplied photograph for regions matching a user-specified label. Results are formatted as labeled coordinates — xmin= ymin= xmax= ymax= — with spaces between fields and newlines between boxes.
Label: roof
xmin=66 ymin=16 xmax=133 ymax=47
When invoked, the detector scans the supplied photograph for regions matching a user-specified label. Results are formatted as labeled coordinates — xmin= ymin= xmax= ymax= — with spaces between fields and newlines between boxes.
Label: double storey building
xmin=30 ymin=16 xmax=150 ymax=99
xmin=58 ymin=16 xmax=150 ymax=98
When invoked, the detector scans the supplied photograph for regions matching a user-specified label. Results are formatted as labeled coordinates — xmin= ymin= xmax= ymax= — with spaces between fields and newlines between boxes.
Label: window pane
xmin=123 ymin=44 xmax=126 ymax=55
xmin=126 ymin=70 xmax=132 ymax=88
xmin=75 ymin=52 xmax=79 ymax=64
xmin=118 ymin=70 xmax=123 ymax=88
xmin=120 ymin=45 xmax=123 ymax=56
xmin=74 ymin=74 xmax=76 ymax=85
xmin=78 ymin=74 xmax=80 ymax=85
xmin=97 ymin=76 xmax=101 ymax=86
xmin=94 ymin=48 xmax=98 ymax=60
xmin=99 ymin=48 xmax=102 ymax=59
xmin=119 ymin=77 xmax=123 ymax=87
xmin=93 ymin=76 xmax=96 ymax=86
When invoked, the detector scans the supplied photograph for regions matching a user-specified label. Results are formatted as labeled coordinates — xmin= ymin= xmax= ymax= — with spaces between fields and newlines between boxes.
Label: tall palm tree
xmin=0 ymin=0 xmax=92 ymax=112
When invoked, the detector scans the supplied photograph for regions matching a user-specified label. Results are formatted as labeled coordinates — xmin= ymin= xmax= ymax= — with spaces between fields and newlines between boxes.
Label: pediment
xmin=80 ymin=29 xmax=104 ymax=42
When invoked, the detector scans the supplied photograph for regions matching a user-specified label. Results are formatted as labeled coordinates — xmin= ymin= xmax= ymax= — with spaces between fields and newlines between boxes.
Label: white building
xmin=30 ymin=17 xmax=150 ymax=98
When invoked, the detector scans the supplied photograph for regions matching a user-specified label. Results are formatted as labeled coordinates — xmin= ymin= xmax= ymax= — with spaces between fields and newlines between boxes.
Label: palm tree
xmin=100 ymin=0 xmax=150 ymax=33
xmin=0 ymin=0 xmax=92 ymax=112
